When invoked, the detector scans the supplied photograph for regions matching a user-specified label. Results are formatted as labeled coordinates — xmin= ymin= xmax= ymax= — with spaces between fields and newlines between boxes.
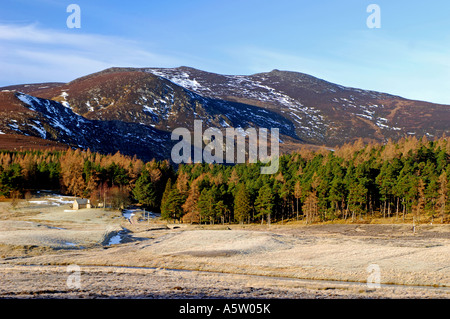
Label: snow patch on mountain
xmin=60 ymin=91 xmax=71 ymax=109
xmin=8 ymin=121 xmax=19 ymax=131
xmin=28 ymin=120 xmax=47 ymax=138
xmin=16 ymin=92 xmax=40 ymax=109
xmin=151 ymin=70 xmax=204 ymax=91
xmin=86 ymin=101 xmax=94 ymax=112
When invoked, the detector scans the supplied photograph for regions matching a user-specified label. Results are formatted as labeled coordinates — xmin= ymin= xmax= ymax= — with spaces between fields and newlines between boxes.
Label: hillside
xmin=0 ymin=90 xmax=172 ymax=162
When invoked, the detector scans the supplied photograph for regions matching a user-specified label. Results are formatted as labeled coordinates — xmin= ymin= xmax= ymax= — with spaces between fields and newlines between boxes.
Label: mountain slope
xmin=0 ymin=91 xmax=172 ymax=161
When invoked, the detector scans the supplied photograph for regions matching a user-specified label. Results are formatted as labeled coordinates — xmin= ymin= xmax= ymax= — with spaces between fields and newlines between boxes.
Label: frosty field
xmin=0 ymin=196 xmax=448 ymax=299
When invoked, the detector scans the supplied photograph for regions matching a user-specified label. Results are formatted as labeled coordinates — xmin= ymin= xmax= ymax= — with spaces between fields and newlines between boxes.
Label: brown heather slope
xmin=0 ymin=134 xmax=68 ymax=152
xmin=1 ymin=82 xmax=64 ymax=95
xmin=0 ymin=90 xmax=33 ymax=112
xmin=0 ymin=91 xmax=45 ymax=136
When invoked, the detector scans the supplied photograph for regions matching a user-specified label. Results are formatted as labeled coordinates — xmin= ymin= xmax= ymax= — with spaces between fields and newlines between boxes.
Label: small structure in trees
xmin=73 ymin=198 xmax=91 ymax=210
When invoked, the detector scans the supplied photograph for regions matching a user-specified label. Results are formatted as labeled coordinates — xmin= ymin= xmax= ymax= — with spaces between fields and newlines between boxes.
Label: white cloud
xmin=0 ymin=23 xmax=182 ymax=85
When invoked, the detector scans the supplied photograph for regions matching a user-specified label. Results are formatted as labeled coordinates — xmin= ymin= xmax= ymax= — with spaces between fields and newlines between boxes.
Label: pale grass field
xmin=0 ymin=197 xmax=449 ymax=298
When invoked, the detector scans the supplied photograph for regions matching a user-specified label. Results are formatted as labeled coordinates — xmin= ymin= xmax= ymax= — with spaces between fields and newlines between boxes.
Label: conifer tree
xmin=234 ymin=184 xmax=252 ymax=224
xmin=415 ymin=179 xmax=426 ymax=224
xmin=328 ymin=176 xmax=345 ymax=219
xmin=198 ymin=188 xmax=214 ymax=224
xmin=161 ymin=178 xmax=184 ymax=222
xmin=348 ymin=181 xmax=367 ymax=221
xmin=438 ymin=171 xmax=448 ymax=223
xmin=294 ymin=180 xmax=303 ymax=221
xmin=302 ymin=191 xmax=318 ymax=224
xmin=160 ymin=178 xmax=173 ymax=220
xmin=132 ymin=169 xmax=158 ymax=209
xmin=376 ymin=162 xmax=395 ymax=218
xmin=255 ymin=183 xmax=274 ymax=225
xmin=182 ymin=180 xmax=201 ymax=224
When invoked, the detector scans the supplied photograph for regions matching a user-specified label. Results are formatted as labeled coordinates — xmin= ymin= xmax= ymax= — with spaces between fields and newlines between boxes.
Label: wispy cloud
xmin=0 ymin=23 xmax=182 ymax=85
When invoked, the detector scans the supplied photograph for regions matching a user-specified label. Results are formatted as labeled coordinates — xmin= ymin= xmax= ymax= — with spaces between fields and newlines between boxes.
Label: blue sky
xmin=1 ymin=0 xmax=450 ymax=104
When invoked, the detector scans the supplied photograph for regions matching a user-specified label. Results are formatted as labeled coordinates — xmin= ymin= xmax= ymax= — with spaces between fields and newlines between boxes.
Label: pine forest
xmin=1 ymin=135 xmax=449 ymax=225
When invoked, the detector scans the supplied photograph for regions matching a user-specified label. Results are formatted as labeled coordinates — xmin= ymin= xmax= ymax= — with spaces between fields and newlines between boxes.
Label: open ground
xmin=0 ymin=194 xmax=448 ymax=299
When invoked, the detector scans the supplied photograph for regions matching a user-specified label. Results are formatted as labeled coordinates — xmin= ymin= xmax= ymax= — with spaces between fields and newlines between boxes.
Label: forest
xmin=0 ymin=135 xmax=449 ymax=225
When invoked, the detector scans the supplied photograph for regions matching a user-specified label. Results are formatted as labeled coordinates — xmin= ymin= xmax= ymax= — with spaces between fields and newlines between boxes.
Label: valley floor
xmin=0 ymin=197 xmax=449 ymax=299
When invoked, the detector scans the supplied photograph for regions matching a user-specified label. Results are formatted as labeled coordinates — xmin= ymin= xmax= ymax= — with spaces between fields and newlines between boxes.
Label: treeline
xmin=158 ymin=136 xmax=450 ymax=224
xmin=0 ymin=148 xmax=174 ymax=210
xmin=0 ymin=136 xmax=449 ymax=224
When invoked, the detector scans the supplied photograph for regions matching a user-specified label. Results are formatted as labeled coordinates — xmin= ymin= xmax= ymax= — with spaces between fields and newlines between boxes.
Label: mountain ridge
xmin=1 ymin=66 xmax=449 ymax=161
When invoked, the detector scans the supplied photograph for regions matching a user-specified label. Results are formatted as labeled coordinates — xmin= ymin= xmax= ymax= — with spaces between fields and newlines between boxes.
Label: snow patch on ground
xmin=29 ymin=194 xmax=76 ymax=207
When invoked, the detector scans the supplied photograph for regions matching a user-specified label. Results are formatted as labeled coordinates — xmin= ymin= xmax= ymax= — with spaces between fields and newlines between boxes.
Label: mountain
xmin=1 ymin=66 xmax=449 ymax=161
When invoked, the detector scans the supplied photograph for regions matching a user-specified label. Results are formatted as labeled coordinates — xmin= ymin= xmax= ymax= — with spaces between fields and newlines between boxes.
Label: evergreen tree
xmin=132 ymin=169 xmax=158 ymax=209
xmin=302 ymin=191 xmax=318 ymax=224
xmin=328 ymin=175 xmax=345 ymax=220
xmin=376 ymin=162 xmax=395 ymax=218
xmin=438 ymin=171 xmax=448 ymax=223
xmin=254 ymin=183 xmax=274 ymax=225
xmin=293 ymin=180 xmax=303 ymax=221
xmin=414 ymin=179 xmax=426 ymax=223
xmin=161 ymin=178 xmax=173 ymax=220
xmin=425 ymin=177 xmax=439 ymax=221
xmin=161 ymin=178 xmax=184 ymax=222
xmin=0 ymin=163 xmax=23 ymax=197
xmin=234 ymin=184 xmax=252 ymax=224
xmin=198 ymin=188 xmax=214 ymax=224
xmin=348 ymin=181 xmax=367 ymax=221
